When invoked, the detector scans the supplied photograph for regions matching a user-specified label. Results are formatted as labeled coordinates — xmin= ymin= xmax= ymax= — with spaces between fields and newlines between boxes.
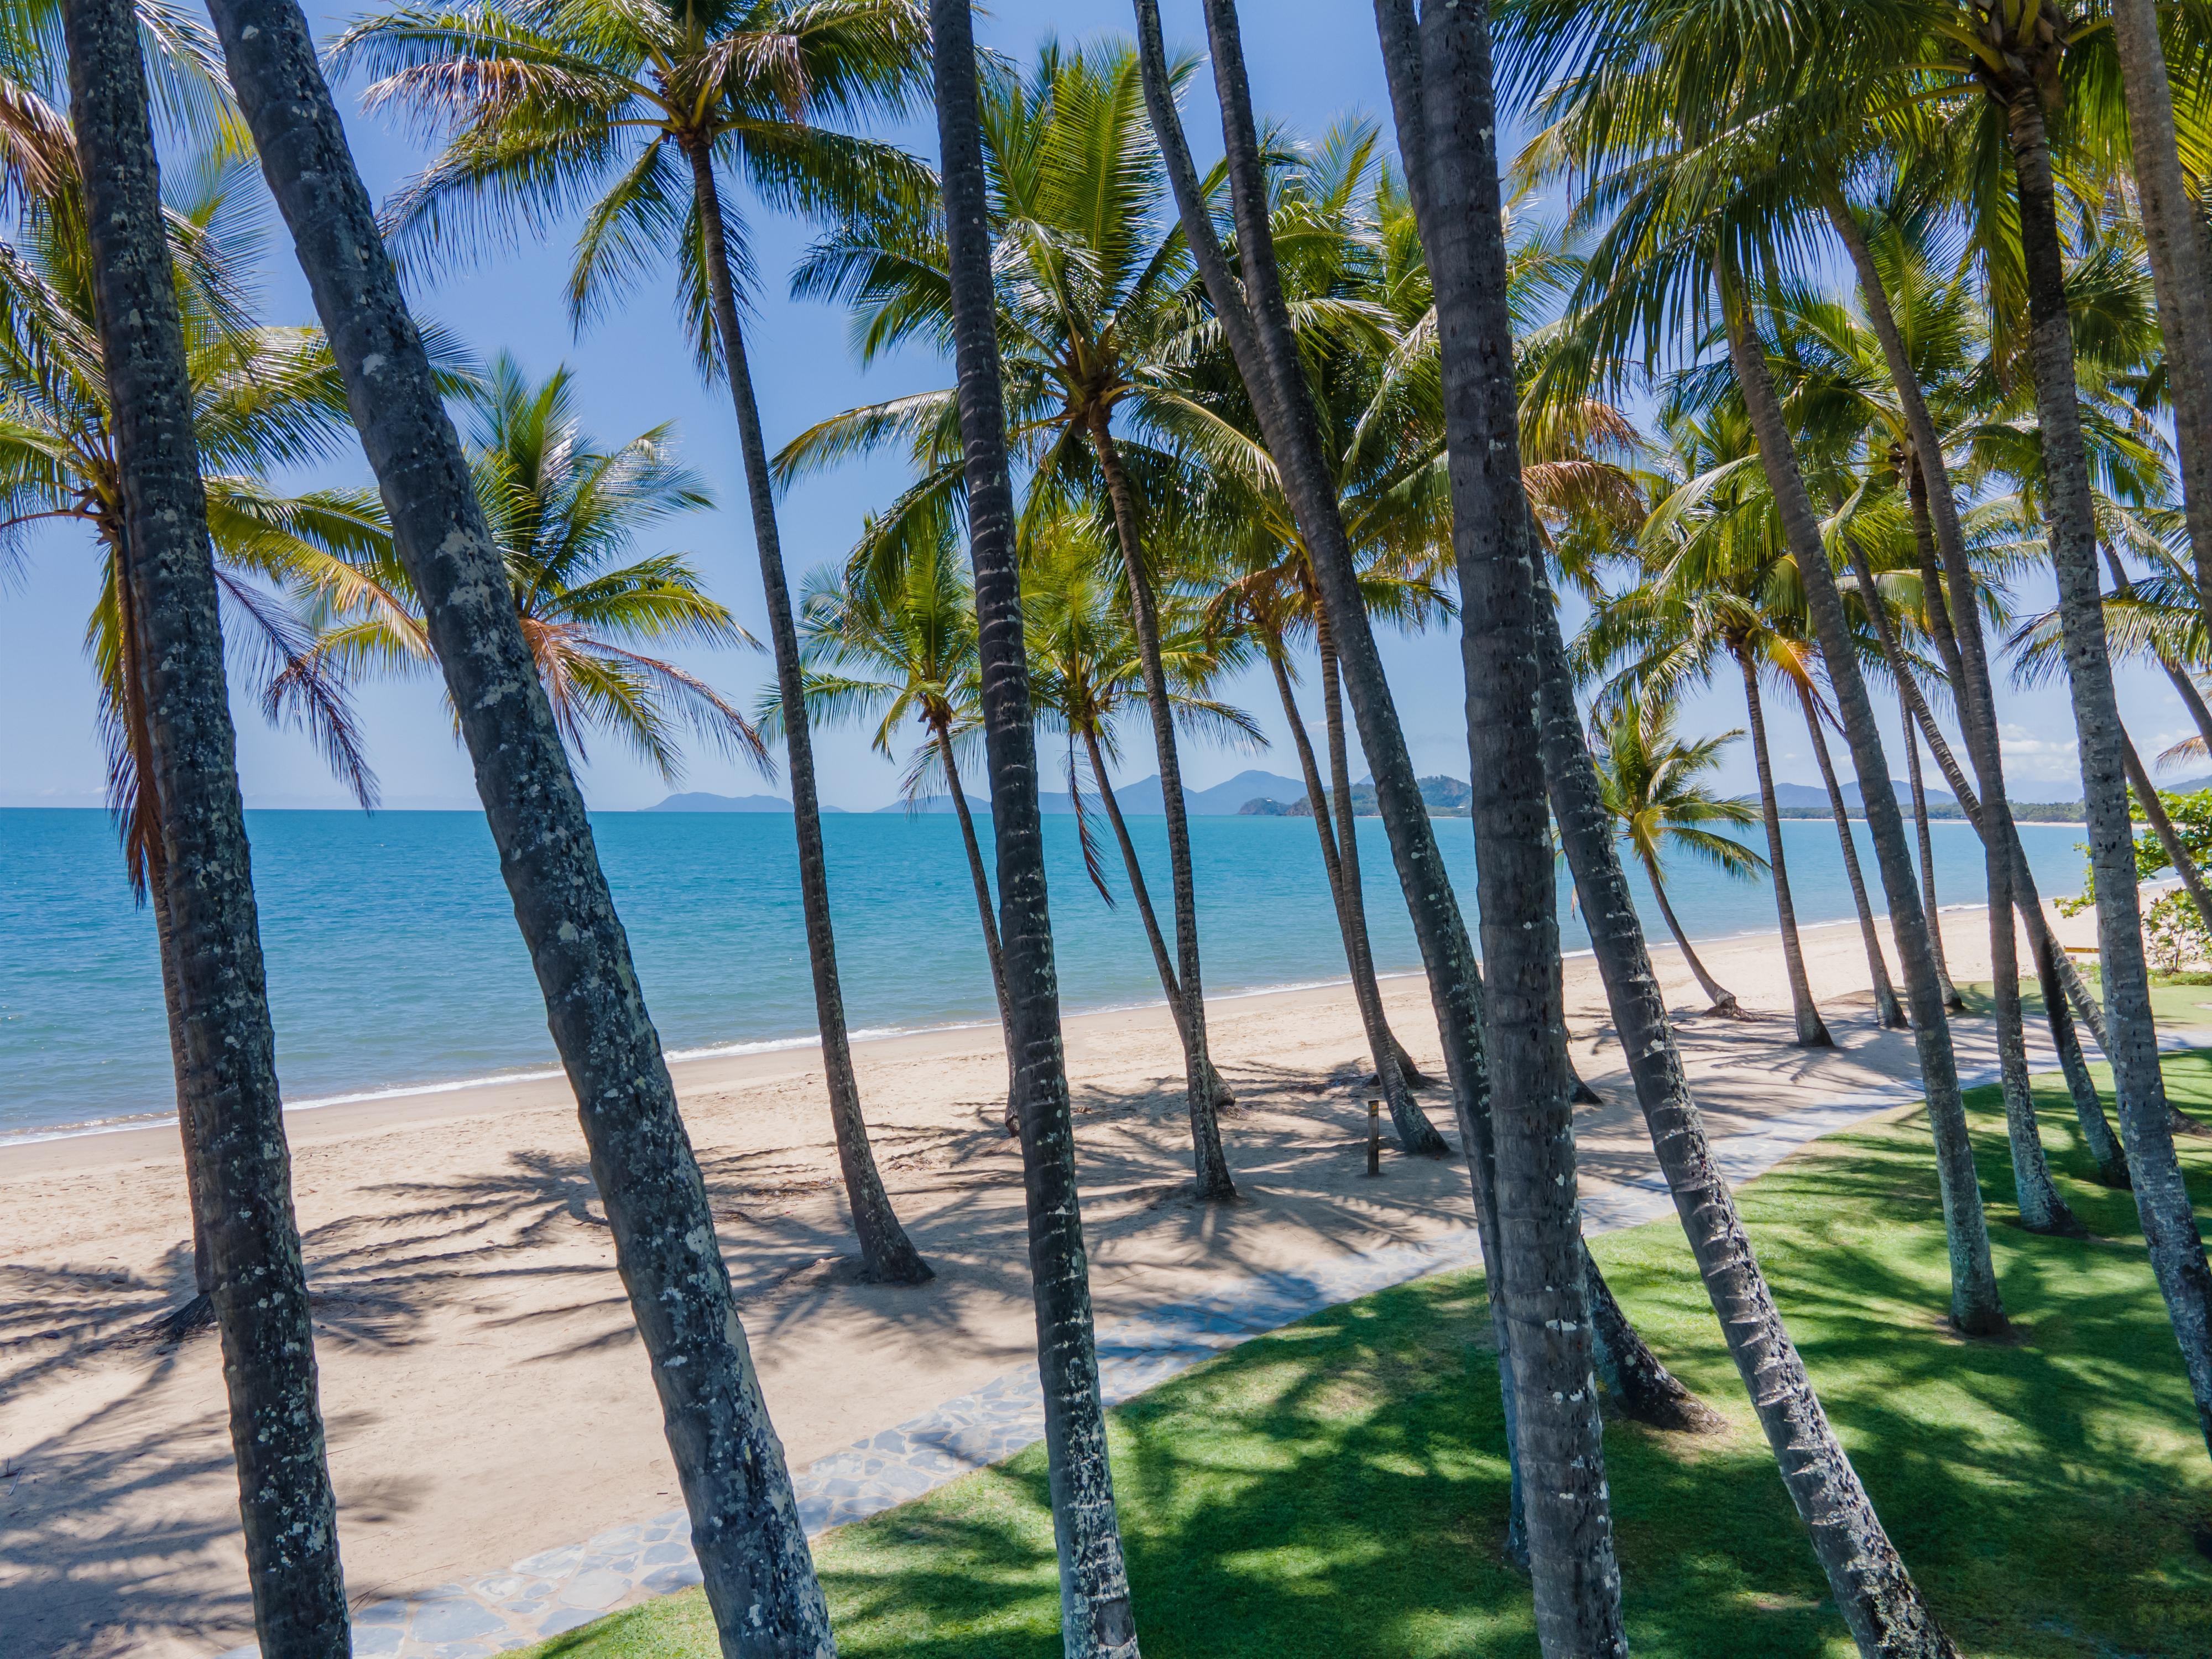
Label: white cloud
xmin=1996 ymin=723 xmax=2081 ymax=789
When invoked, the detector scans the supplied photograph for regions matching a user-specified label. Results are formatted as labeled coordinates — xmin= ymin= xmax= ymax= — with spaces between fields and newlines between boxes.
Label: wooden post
xmin=1366 ymin=1098 xmax=1381 ymax=1177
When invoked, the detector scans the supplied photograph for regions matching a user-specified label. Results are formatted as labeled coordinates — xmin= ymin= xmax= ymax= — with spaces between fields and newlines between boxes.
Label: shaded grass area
xmin=525 ymin=1053 xmax=2212 ymax=1658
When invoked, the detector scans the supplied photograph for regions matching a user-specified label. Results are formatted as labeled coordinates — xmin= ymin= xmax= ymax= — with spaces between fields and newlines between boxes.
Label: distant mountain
xmin=649 ymin=792 xmax=847 ymax=813
xmin=1239 ymin=775 xmax=1473 ymax=818
xmin=1109 ymin=769 xmax=1311 ymax=816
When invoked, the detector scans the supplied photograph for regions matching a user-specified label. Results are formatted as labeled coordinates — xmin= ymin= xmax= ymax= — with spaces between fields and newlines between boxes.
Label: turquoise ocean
xmin=0 ymin=807 xmax=2093 ymax=1143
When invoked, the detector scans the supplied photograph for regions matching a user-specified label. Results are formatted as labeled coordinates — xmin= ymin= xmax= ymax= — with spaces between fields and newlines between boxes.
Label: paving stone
xmin=407 ymin=1597 xmax=507 ymax=1644
xmin=511 ymin=1544 xmax=584 ymax=1578
xmin=559 ymin=1568 xmax=631 ymax=1610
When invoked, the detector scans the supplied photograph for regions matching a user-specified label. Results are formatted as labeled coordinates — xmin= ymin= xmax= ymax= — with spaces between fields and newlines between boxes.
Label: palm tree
xmin=1208 ymin=538 xmax=1454 ymax=1152
xmin=1533 ymin=569 xmax=1962 ymax=1659
xmin=1136 ymin=0 xmax=1531 ymax=1555
xmin=1378 ymin=8 xmax=1630 ymax=1640
xmin=1177 ymin=120 xmax=1460 ymax=1154
xmin=1591 ymin=693 xmax=1764 ymax=1013
xmin=2107 ymin=0 xmax=2212 ymax=625
xmin=317 ymin=352 xmax=767 ymax=784
xmin=1023 ymin=508 xmax=1262 ymax=1051
xmin=1760 ymin=210 xmax=2129 ymax=1172
xmin=337 ymin=0 xmax=937 ymax=1282
xmin=1146 ymin=0 xmax=1710 ymax=1569
xmin=204 ymin=0 xmax=837 ymax=1644
xmin=1921 ymin=0 xmax=2211 ymax=1347
xmin=930 ymin=4 xmax=1141 ymax=1652
xmin=63 ymin=2 xmax=348 ymax=1647
xmin=1505 ymin=49 xmax=2013 ymax=1327
xmin=1583 ymin=409 xmax=1835 ymax=1046
xmin=784 ymin=521 xmax=1014 ymax=1107
xmin=2 ymin=153 xmax=384 ymax=1328
xmin=778 ymin=38 xmax=1240 ymax=1197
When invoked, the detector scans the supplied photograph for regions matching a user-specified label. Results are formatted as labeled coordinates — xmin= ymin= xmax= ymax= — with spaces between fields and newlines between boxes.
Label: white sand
xmin=0 ymin=901 xmax=2101 ymax=1657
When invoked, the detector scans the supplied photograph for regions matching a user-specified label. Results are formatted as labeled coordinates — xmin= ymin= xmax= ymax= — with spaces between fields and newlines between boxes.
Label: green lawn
xmin=523 ymin=1052 xmax=2212 ymax=1659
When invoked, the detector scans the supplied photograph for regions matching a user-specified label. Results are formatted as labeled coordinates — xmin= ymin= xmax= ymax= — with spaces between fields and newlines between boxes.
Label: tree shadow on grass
xmin=797 ymin=1056 xmax=2212 ymax=1659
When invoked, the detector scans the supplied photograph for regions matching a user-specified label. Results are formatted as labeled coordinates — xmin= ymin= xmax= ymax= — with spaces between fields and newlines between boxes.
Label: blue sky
xmin=0 ymin=0 xmax=2187 ymax=812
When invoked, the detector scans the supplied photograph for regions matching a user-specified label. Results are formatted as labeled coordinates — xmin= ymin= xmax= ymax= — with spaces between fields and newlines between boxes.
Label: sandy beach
xmin=0 ymin=900 xmax=2112 ymax=1657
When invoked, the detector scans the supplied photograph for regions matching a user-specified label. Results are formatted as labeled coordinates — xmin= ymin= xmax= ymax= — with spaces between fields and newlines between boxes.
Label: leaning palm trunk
xmin=2008 ymin=83 xmax=2212 ymax=1446
xmin=936 ymin=724 xmax=1017 ymax=1114
xmin=1901 ymin=688 xmax=1965 ymax=1009
xmin=684 ymin=140 xmax=930 ymax=1286
xmin=1877 ymin=499 xmax=2067 ymax=1220
xmin=206 ymin=4 xmax=836 ymax=1647
xmin=1738 ymin=648 xmax=1833 ymax=1044
xmin=1088 ymin=415 xmax=1237 ymax=1199
xmin=65 ymin=6 xmax=350 ymax=1648
xmin=1317 ymin=622 xmax=1439 ymax=1094
xmin=1533 ymin=587 xmax=1960 ymax=1658
xmin=1636 ymin=848 xmax=1741 ymax=1014
xmin=933 ymin=6 xmax=1141 ymax=1651
xmin=1824 ymin=180 xmax=2126 ymax=1157
xmin=1882 ymin=649 xmax=2132 ymax=1188
xmin=116 ymin=562 xmax=217 ymax=1333
xmin=1141 ymin=8 xmax=1699 ymax=1557
xmin=1385 ymin=4 xmax=1625 ymax=1646
xmin=1797 ymin=687 xmax=1907 ymax=1029
xmin=1082 ymin=728 xmax=1204 ymax=1046
xmin=148 ymin=862 xmax=216 ymax=1328
xmin=2109 ymin=0 xmax=2212 ymax=623
xmin=1142 ymin=0 xmax=1530 ymax=1565
xmin=1266 ymin=649 xmax=1448 ymax=1153
xmin=1724 ymin=291 xmax=2012 ymax=1332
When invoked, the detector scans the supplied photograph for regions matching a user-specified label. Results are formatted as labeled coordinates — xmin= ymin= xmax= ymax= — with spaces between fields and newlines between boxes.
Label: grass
xmin=522 ymin=1053 xmax=2212 ymax=1659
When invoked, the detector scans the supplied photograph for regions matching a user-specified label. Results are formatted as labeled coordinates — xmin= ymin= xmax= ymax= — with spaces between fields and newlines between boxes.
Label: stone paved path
xmin=222 ymin=1034 xmax=2204 ymax=1658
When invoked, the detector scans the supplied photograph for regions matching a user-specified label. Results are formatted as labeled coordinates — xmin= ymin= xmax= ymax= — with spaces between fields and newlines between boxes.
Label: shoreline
xmin=0 ymin=913 xmax=1924 ymax=1156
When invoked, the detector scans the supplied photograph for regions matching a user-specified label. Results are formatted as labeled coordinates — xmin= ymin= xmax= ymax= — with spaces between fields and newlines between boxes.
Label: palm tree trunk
xmin=933 ymin=7 xmax=1140 ymax=1650
xmin=1140 ymin=0 xmax=1526 ymax=1566
xmin=1317 ymin=615 xmax=1438 ymax=1091
xmin=2120 ymin=726 xmax=2212 ymax=938
xmin=1267 ymin=648 xmax=1448 ymax=1154
xmin=1391 ymin=6 xmax=1624 ymax=1645
xmin=1725 ymin=290 xmax=2013 ymax=1332
xmin=1825 ymin=173 xmax=2130 ymax=1161
xmin=1579 ymin=1243 xmax=1725 ymax=1432
xmin=1901 ymin=685 xmax=1965 ymax=1009
xmin=1086 ymin=414 xmax=1236 ymax=1199
xmin=1883 ymin=641 xmax=2075 ymax=1233
xmin=1798 ymin=687 xmax=1908 ymax=1028
xmin=65 ymin=8 xmax=349 ymax=1646
xmin=1084 ymin=727 xmax=1195 ymax=1034
xmin=1533 ymin=581 xmax=1960 ymax=1659
xmin=1887 ymin=656 xmax=2133 ymax=1187
xmin=683 ymin=139 xmax=929 ymax=1285
xmin=937 ymin=723 xmax=1016 ymax=1117
xmin=207 ymin=5 xmax=836 ymax=1647
xmin=2109 ymin=0 xmax=2212 ymax=624
xmin=2010 ymin=84 xmax=2212 ymax=1439
xmin=114 ymin=545 xmax=218 ymax=1329
xmin=1738 ymin=648 xmax=1833 ymax=1045
xmin=1636 ymin=848 xmax=1740 ymax=1013
xmin=149 ymin=858 xmax=217 ymax=1328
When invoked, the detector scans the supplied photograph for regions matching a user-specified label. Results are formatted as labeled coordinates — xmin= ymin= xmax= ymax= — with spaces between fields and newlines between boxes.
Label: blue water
xmin=0 ymin=807 xmax=2091 ymax=1140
